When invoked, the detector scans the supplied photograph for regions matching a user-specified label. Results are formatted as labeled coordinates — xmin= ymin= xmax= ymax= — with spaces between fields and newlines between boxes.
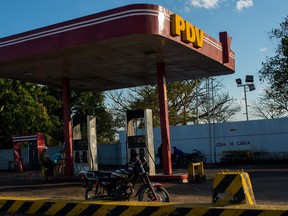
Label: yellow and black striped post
xmin=213 ymin=171 xmax=256 ymax=205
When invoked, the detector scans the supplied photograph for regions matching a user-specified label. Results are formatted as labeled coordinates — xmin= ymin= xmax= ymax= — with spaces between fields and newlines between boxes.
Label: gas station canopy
xmin=0 ymin=4 xmax=235 ymax=92
xmin=0 ymin=4 xmax=235 ymax=176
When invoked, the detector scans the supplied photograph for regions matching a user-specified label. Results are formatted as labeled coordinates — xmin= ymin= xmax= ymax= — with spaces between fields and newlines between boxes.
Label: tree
xmin=250 ymin=92 xmax=287 ymax=119
xmin=0 ymin=79 xmax=117 ymax=149
xmin=106 ymin=78 xmax=240 ymax=128
xmin=39 ymin=86 xmax=64 ymax=146
xmin=71 ymin=90 xmax=117 ymax=143
xmin=41 ymin=87 xmax=117 ymax=144
xmin=257 ymin=16 xmax=288 ymax=117
xmin=0 ymin=80 xmax=54 ymax=148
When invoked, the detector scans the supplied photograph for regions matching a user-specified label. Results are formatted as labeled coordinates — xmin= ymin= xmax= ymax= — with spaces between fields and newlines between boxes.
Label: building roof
xmin=0 ymin=4 xmax=235 ymax=91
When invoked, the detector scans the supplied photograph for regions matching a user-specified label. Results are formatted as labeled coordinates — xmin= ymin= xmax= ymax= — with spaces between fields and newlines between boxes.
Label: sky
xmin=1 ymin=0 xmax=287 ymax=121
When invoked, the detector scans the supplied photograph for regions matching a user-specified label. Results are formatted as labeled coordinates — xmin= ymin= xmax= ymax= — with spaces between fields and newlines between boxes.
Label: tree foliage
xmin=0 ymin=80 xmax=55 ymax=148
xmin=0 ymin=79 xmax=116 ymax=149
xmin=71 ymin=91 xmax=117 ymax=144
xmin=106 ymin=78 xmax=240 ymax=128
xmin=257 ymin=16 xmax=288 ymax=117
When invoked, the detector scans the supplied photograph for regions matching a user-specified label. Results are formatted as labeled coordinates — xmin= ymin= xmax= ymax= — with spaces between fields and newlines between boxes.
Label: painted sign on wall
xmin=216 ymin=141 xmax=251 ymax=147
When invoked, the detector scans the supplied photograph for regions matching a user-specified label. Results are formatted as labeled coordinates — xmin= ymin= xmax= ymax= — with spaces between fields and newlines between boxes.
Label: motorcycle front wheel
xmin=85 ymin=182 xmax=107 ymax=200
xmin=138 ymin=185 xmax=171 ymax=202
xmin=200 ymin=155 xmax=207 ymax=163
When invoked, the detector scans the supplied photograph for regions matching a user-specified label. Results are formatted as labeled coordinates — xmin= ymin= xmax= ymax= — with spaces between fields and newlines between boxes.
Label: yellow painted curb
xmin=0 ymin=196 xmax=288 ymax=216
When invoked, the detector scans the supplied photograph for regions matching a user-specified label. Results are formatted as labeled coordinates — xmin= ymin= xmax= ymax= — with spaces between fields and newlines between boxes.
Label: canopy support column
xmin=157 ymin=62 xmax=172 ymax=175
xmin=62 ymin=78 xmax=73 ymax=177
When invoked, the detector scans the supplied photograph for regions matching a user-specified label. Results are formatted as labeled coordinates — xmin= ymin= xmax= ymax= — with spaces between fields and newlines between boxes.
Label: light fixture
xmin=235 ymin=78 xmax=242 ymax=85
xmin=245 ymin=75 xmax=254 ymax=83
xmin=248 ymin=83 xmax=256 ymax=91
xmin=236 ymin=75 xmax=256 ymax=121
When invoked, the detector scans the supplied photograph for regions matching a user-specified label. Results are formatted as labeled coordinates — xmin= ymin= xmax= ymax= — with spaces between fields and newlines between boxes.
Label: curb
xmin=1 ymin=196 xmax=288 ymax=216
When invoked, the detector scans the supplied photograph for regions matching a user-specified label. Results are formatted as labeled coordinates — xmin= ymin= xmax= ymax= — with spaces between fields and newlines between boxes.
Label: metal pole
xmin=195 ymin=79 xmax=199 ymax=124
xmin=206 ymin=78 xmax=213 ymax=164
xmin=243 ymin=85 xmax=249 ymax=121
xmin=211 ymin=78 xmax=217 ymax=164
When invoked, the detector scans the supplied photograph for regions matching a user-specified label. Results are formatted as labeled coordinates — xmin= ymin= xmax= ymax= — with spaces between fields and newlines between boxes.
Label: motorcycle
xmin=173 ymin=149 xmax=206 ymax=167
xmin=188 ymin=149 xmax=206 ymax=163
xmin=80 ymin=154 xmax=171 ymax=202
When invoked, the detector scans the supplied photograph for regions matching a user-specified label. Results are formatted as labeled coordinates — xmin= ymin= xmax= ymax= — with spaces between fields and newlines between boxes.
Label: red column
xmin=62 ymin=78 xmax=73 ymax=177
xmin=157 ymin=62 xmax=172 ymax=175
xmin=219 ymin=31 xmax=232 ymax=64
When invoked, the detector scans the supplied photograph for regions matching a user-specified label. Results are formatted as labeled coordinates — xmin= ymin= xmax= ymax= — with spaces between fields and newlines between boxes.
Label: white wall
xmin=1 ymin=118 xmax=288 ymax=169
xmin=119 ymin=117 xmax=288 ymax=163
xmin=0 ymin=146 xmax=63 ymax=170
xmin=0 ymin=149 xmax=14 ymax=170
xmin=97 ymin=143 xmax=121 ymax=165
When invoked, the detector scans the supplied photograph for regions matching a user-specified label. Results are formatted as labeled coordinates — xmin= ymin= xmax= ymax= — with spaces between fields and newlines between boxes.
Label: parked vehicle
xmin=188 ymin=149 xmax=206 ymax=163
xmin=173 ymin=149 xmax=206 ymax=166
xmin=80 ymin=153 xmax=171 ymax=202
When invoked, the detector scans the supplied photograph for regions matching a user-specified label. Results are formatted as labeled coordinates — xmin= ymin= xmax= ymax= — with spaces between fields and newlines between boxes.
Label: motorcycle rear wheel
xmin=85 ymin=183 xmax=107 ymax=200
xmin=138 ymin=185 xmax=171 ymax=202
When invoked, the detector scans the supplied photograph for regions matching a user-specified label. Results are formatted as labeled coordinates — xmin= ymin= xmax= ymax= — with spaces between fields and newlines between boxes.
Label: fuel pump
xmin=126 ymin=109 xmax=155 ymax=175
xmin=73 ymin=139 xmax=89 ymax=174
xmin=72 ymin=115 xmax=97 ymax=175
xmin=12 ymin=133 xmax=46 ymax=170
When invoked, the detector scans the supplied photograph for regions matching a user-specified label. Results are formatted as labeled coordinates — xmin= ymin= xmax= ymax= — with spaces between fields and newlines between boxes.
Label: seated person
xmin=39 ymin=146 xmax=54 ymax=177
xmin=51 ymin=149 xmax=64 ymax=175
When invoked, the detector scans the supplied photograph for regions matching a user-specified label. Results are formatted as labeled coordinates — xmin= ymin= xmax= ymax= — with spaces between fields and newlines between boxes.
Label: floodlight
xmin=248 ymin=83 xmax=256 ymax=91
xmin=235 ymin=78 xmax=242 ymax=85
xmin=245 ymin=75 xmax=254 ymax=83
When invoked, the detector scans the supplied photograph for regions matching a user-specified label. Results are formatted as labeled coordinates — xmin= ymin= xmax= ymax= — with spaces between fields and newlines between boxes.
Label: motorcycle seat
xmin=86 ymin=170 xmax=111 ymax=179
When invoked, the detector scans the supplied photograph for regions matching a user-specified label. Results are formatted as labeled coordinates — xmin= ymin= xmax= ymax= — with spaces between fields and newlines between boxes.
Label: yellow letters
xmin=193 ymin=26 xmax=204 ymax=48
xmin=182 ymin=21 xmax=195 ymax=43
xmin=170 ymin=14 xmax=204 ymax=48
xmin=170 ymin=14 xmax=185 ymax=36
